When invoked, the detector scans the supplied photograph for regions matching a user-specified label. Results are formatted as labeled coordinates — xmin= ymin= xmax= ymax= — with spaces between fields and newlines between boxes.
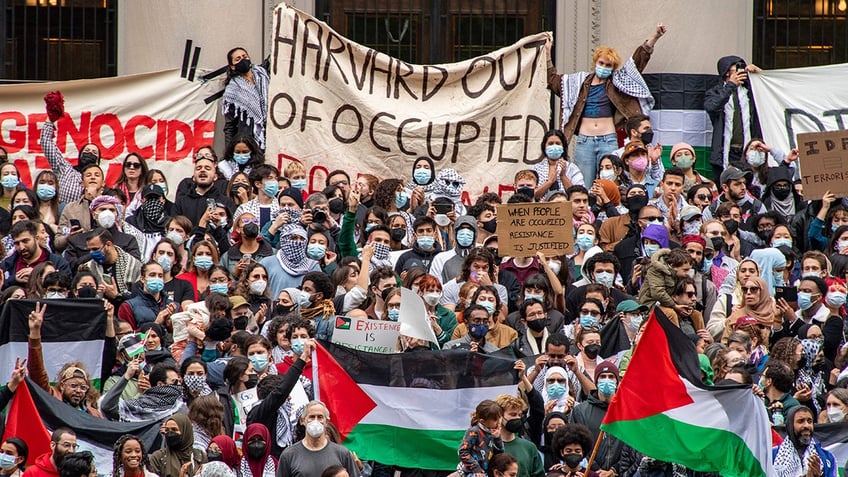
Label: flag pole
xmin=585 ymin=430 xmax=605 ymax=472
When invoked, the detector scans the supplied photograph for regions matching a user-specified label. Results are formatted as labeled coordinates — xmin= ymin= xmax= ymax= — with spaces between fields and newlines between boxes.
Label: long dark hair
xmin=114 ymin=152 xmax=150 ymax=190
xmin=112 ymin=435 xmax=148 ymax=477
xmin=225 ymin=46 xmax=249 ymax=84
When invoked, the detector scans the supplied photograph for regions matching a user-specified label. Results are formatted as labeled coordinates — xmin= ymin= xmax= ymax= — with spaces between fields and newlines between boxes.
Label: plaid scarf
xmin=276 ymin=225 xmax=314 ymax=275
xmin=773 ymin=437 xmax=817 ymax=477
xmin=222 ymin=65 xmax=270 ymax=150
xmin=118 ymin=384 xmax=185 ymax=422
xmin=560 ymin=57 xmax=654 ymax=127
xmin=114 ymin=248 xmax=134 ymax=295
xmin=239 ymin=455 xmax=276 ymax=477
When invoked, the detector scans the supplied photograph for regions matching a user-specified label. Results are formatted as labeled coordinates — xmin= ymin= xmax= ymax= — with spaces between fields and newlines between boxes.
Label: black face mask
xmin=78 ymin=151 xmax=99 ymax=170
xmin=504 ymin=417 xmax=525 ymax=434
xmin=76 ymin=285 xmax=97 ymax=298
xmin=626 ymin=194 xmax=648 ymax=215
xmin=206 ymin=451 xmax=222 ymax=462
xmin=481 ymin=219 xmax=497 ymax=234
xmin=235 ymin=58 xmax=252 ymax=74
xmin=242 ymin=223 xmax=259 ymax=239
xmin=772 ymin=187 xmax=792 ymax=201
xmin=516 ymin=186 xmax=535 ymax=199
xmin=584 ymin=344 xmax=601 ymax=359
xmin=328 ymin=198 xmax=345 ymax=215
xmin=390 ymin=228 xmax=406 ymax=242
xmin=246 ymin=441 xmax=266 ymax=460
xmin=165 ymin=431 xmax=182 ymax=449
xmin=245 ymin=374 xmax=259 ymax=389
xmin=527 ymin=319 xmax=548 ymax=332
xmin=756 ymin=229 xmax=773 ymax=244
xmin=233 ymin=316 xmax=249 ymax=331
xmin=723 ymin=219 xmax=739 ymax=236
xmin=275 ymin=304 xmax=294 ymax=315
xmin=711 ymin=236 xmax=727 ymax=252
xmin=798 ymin=355 xmax=807 ymax=369
xmin=639 ymin=128 xmax=654 ymax=145
xmin=563 ymin=454 xmax=583 ymax=469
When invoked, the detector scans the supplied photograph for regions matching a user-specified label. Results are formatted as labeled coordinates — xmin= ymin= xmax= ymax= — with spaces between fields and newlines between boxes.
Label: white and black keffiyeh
xmin=773 ymin=437 xmax=817 ymax=477
xmin=118 ymin=384 xmax=185 ymax=422
xmin=425 ymin=169 xmax=467 ymax=214
xmin=239 ymin=456 xmax=275 ymax=477
xmin=276 ymin=225 xmax=314 ymax=275
xmin=560 ymin=57 xmax=654 ymax=127
xmin=222 ymin=65 xmax=270 ymax=149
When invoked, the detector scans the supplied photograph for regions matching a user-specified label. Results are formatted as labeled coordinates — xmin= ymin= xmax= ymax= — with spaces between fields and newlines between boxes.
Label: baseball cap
xmin=229 ymin=295 xmax=249 ymax=310
xmin=141 ymin=184 xmax=164 ymax=199
xmin=719 ymin=166 xmax=751 ymax=185
xmin=680 ymin=205 xmax=702 ymax=221
xmin=616 ymin=300 xmax=648 ymax=314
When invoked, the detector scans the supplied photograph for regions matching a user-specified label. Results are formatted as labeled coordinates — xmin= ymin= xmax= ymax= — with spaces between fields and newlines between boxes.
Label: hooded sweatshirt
xmin=430 ymin=216 xmax=479 ymax=284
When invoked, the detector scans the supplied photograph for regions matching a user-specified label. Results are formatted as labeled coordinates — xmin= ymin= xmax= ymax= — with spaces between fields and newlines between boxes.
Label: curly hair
xmin=459 ymin=247 xmax=496 ymax=283
xmin=235 ymin=262 xmax=269 ymax=299
xmin=111 ymin=434 xmax=149 ymax=477
xmin=771 ymin=337 xmax=801 ymax=371
xmin=267 ymin=316 xmax=296 ymax=347
xmin=373 ymin=178 xmax=404 ymax=211
xmin=551 ymin=423 xmax=594 ymax=457
xmin=188 ymin=394 xmax=225 ymax=439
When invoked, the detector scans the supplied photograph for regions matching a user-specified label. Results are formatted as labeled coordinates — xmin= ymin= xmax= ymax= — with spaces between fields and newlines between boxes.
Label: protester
xmin=148 ymin=414 xmax=206 ymax=477
xmin=276 ymin=401 xmax=359 ymax=477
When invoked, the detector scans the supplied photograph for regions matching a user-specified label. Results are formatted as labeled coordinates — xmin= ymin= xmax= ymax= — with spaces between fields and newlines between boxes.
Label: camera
xmin=312 ymin=207 xmax=327 ymax=224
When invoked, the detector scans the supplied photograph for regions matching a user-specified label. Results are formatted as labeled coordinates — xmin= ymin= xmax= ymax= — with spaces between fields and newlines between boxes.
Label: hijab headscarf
xmin=161 ymin=414 xmax=197 ymax=477
xmin=200 ymin=462 xmax=236 ymax=477
xmin=542 ymin=366 xmax=570 ymax=412
xmin=727 ymin=277 xmax=775 ymax=327
xmin=750 ymin=247 xmax=787 ymax=295
xmin=240 ymin=423 xmax=276 ymax=477
xmin=210 ymin=435 xmax=240 ymax=470
xmin=797 ymin=338 xmax=826 ymax=415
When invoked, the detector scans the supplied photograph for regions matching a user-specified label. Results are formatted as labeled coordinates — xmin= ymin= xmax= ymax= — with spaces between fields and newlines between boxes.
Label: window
xmin=754 ymin=0 xmax=848 ymax=68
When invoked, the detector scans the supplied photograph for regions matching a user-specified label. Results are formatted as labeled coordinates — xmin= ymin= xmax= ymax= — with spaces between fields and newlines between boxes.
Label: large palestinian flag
xmin=600 ymin=307 xmax=773 ymax=477
xmin=314 ymin=341 xmax=518 ymax=470
xmin=0 ymin=299 xmax=106 ymax=388
xmin=3 ymin=378 xmax=161 ymax=472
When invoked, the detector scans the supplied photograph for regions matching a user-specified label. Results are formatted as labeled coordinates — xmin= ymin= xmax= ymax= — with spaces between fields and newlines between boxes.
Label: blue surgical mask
xmin=773 ymin=272 xmax=785 ymax=287
xmin=233 ymin=152 xmax=251 ymax=165
xmin=156 ymin=183 xmax=168 ymax=195
xmin=306 ymin=243 xmax=326 ymax=260
xmin=644 ymin=243 xmax=660 ymax=257
xmin=157 ymin=255 xmax=172 ymax=272
xmin=772 ymin=238 xmax=793 ymax=249
xmin=417 ymin=236 xmax=435 ymax=251
xmin=456 ymin=229 xmax=475 ymax=247
xmin=365 ymin=223 xmax=377 ymax=233
xmin=597 ymin=378 xmax=617 ymax=397
xmin=413 ymin=168 xmax=432 ymax=185
xmin=290 ymin=179 xmax=307 ymax=190
xmin=469 ymin=323 xmax=489 ymax=339
xmin=297 ymin=292 xmax=312 ymax=308
xmin=545 ymin=144 xmax=564 ymax=160
xmin=395 ymin=191 xmax=409 ymax=208
xmin=209 ymin=283 xmax=229 ymax=295
xmin=249 ymin=354 xmax=269 ymax=372
xmin=90 ymin=249 xmax=106 ymax=264
xmin=387 ymin=308 xmax=400 ymax=321
xmin=579 ymin=315 xmax=599 ymax=328
xmin=701 ymin=259 xmax=711 ymax=273
xmin=478 ymin=301 xmax=495 ymax=315
xmin=36 ymin=184 xmax=56 ymax=200
xmin=290 ymin=338 xmax=307 ymax=355
xmin=747 ymin=150 xmax=766 ymax=167
xmin=524 ymin=293 xmax=543 ymax=303
xmin=194 ymin=256 xmax=213 ymax=271
xmin=146 ymin=277 xmax=165 ymax=294
xmin=1 ymin=175 xmax=19 ymax=189
xmin=595 ymin=65 xmax=613 ymax=79
xmin=546 ymin=382 xmax=566 ymax=399
xmin=839 ymin=240 xmax=848 ymax=251
xmin=201 ymin=346 xmax=219 ymax=362
xmin=832 ymin=223 xmax=840 ymax=232
xmin=826 ymin=291 xmax=847 ymax=308
xmin=263 ymin=180 xmax=280 ymax=197
xmin=575 ymin=234 xmax=594 ymax=251
xmin=599 ymin=169 xmax=616 ymax=181
xmin=797 ymin=291 xmax=817 ymax=311
xmin=594 ymin=271 xmax=614 ymax=288
xmin=0 ymin=453 xmax=17 ymax=471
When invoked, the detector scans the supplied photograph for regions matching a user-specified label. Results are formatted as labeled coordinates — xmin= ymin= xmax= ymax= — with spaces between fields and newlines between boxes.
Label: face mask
xmin=290 ymin=338 xmax=307 ymax=355
xmin=687 ymin=269 xmax=696 ymax=279
xmin=395 ymin=191 xmax=409 ymax=208
xmin=626 ymin=314 xmax=643 ymax=333
xmin=575 ymin=234 xmax=594 ymax=251
xmin=36 ymin=184 xmax=56 ymax=200
xmin=243 ymin=223 xmax=259 ymax=239
xmin=201 ymin=346 xmax=219 ymax=362
xmin=828 ymin=408 xmax=845 ymax=423
xmin=546 ymin=382 xmax=566 ymax=399
xmin=675 ymin=155 xmax=694 ymax=169
xmin=547 ymin=261 xmax=561 ymax=275
xmin=826 ymin=291 xmax=847 ymax=308
xmin=329 ymin=198 xmax=345 ymax=214
xmin=0 ymin=176 xmax=19 ymax=189
xmin=245 ymin=374 xmax=259 ymax=389
xmin=206 ymin=451 xmax=222 ymax=462
xmin=45 ymin=291 xmax=67 ymax=299
xmin=644 ymin=243 xmax=660 ymax=257
xmin=594 ymin=271 xmax=614 ymax=288
xmin=527 ymin=318 xmax=548 ymax=332
xmin=481 ymin=218 xmax=497 ymax=234
xmin=423 ymin=292 xmax=441 ymax=307
xmin=773 ymin=272 xmax=785 ymax=287
xmin=595 ymin=65 xmax=612 ymax=79
xmin=626 ymin=194 xmax=648 ymax=214
xmin=413 ymin=168 xmax=432 ymax=185
xmin=839 ymin=240 xmax=848 ymax=251
xmin=746 ymin=150 xmax=766 ymax=167
xmin=387 ymin=308 xmax=400 ymax=321
xmin=78 ymin=151 xmax=100 ymax=170
xmin=183 ymin=374 xmax=206 ymax=393
xmin=469 ymin=323 xmax=489 ymax=339
xmin=165 ymin=431 xmax=182 ymax=449
xmin=234 ymin=57 xmax=252 ymax=74
xmin=563 ymin=454 xmax=583 ymax=469
xmin=545 ymin=144 xmax=564 ymax=159
xmin=290 ymin=179 xmax=307 ymax=191
xmin=504 ymin=417 xmax=524 ymax=434
xmin=772 ymin=238 xmax=793 ymax=249
xmin=306 ymin=243 xmax=326 ymax=260
xmin=639 ymin=128 xmax=654 ymax=145
xmin=478 ymin=301 xmax=496 ymax=315
xmin=306 ymin=420 xmax=325 ymax=438
xmin=579 ymin=315 xmax=599 ymax=329
xmin=456 ymin=228 xmax=475 ymax=247
xmin=583 ymin=344 xmax=601 ymax=359
xmin=683 ymin=221 xmax=702 ymax=236
xmin=365 ymin=223 xmax=377 ymax=233
xmin=516 ymin=186 xmax=535 ymax=199
xmin=599 ymin=169 xmax=616 ymax=181
xmin=210 ymin=283 xmax=229 ymax=295
xmin=246 ymin=440 xmax=266 ymax=460
xmin=416 ymin=236 xmax=435 ymax=251
xmin=77 ymin=285 xmax=97 ymax=298
xmin=146 ymin=277 xmax=165 ymax=294
xmin=802 ymin=272 xmax=821 ymax=280
xmin=233 ymin=152 xmax=251 ymax=165
xmin=629 ymin=156 xmax=648 ymax=172
xmin=597 ymin=378 xmax=617 ymax=397
xmin=711 ymin=236 xmax=727 ymax=252
xmin=701 ymin=258 xmax=711 ymax=273
xmin=263 ymin=180 xmax=280 ymax=197
xmin=156 ymin=183 xmax=168 ymax=195
xmin=525 ymin=293 xmax=543 ymax=303
xmin=90 ymin=249 xmax=107 ymax=265
xmin=772 ymin=188 xmax=792 ymax=201
xmin=390 ymin=228 xmax=406 ymax=242
xmin=97 ymin=210 xmax=117 ymax=229
xmin=194 ymin=256 xmax=213 ymax=271
xmin=249 ymin=354 xmax=269 ymax=372
xmin=166 ymin=230 xmax=184 ymax=246
xmin=0 ymin=453 xmax=17 ymax=471
xmin=157 ymin=255 xmax=172 ymax=273
xmin=297 ymin=291 xmax=313 ymax=308
xmin=249 ymin=280 xmax=267 ymax=295
xmin=797 ymin=291 xmax=817 ymax=311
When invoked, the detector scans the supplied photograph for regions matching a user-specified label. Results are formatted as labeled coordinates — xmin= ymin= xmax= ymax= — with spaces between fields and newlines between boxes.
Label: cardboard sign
xmin=496 ymin=202 xmax=573 ymax=258
xmin=331 ymin=316 xmax=400 ymax=354
xmin=798 ymin=130 xmax=848 ymax=200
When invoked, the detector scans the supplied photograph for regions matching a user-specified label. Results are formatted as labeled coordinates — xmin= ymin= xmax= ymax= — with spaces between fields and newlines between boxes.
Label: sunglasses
xmin=695 ymin=194 xmax=710 ymax=201
xmin=640 ymin=216 xmax=662 ymax=222
xmin=442 ymin=180 xmax=463 ymax=188
xmin=741 ymin=286 xmax=760 ymax=294
xmin=124 ymin=162 xmax=142 ymax=169
xmin=240 ymin=217 xmax=260 ymax=225
xmin=684 ymin=291 xmax=697 ymax=298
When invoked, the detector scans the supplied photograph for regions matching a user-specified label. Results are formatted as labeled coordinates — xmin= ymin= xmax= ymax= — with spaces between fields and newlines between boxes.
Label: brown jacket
xmin=28 ymin=338 xmax=103 ymax=418
xmin=599 ymin=214 xmax=631 ymax=252
xmin=658 ymin=306 xmax=705 ymax=332
xmin=547 ymin=43 xmax=654 ymax=141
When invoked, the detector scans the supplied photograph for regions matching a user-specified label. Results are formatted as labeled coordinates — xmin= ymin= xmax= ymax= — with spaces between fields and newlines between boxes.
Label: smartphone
xmin=775 ymin=286 xmax=797 ymax=303
xmin=70 ymin=219 xmax=81 ymax=229
xmin=433 ymin=202 xmax=452 ymax=214
xmin=206 ymin=198 xmax=216 ymax=210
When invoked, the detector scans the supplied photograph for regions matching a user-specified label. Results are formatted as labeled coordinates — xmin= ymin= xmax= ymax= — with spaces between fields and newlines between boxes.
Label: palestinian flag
xmin=600 ymin=307 xmax=773 ymax=477
xmin=0 ymin=299 xmax=106 ymax=388
xmin=3 ymin=378 xmax=161 ymax=472
xmin=314 ymin=341 xmax=518 ymax=470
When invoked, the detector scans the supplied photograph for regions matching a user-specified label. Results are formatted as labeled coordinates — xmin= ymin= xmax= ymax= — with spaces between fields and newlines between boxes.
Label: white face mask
xmin=97 ymin=210 xmax=117 ymax=229
xmin=249 ymin=280 xmax=267 ymax=295
xmin=305 ymin=420 xmax=325 ymax=438
xmin=423 ymin=292 xmax=441 ymax=306
xmin=828 ymin=407 xmax=845 ymax=423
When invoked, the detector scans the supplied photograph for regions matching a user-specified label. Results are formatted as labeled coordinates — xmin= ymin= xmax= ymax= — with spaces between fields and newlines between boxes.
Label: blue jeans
xmin=573 ymin=133 xmax=619 ymax=183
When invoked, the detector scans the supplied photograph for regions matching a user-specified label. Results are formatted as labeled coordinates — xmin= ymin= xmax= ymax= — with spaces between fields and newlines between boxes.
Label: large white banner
xmin=749 ymin=63 xmax=848 ymax=154
xmin=266 ymin=4 xmax=552 ymax=198
xmin=0 ymin=69 xmax=222 ymax=198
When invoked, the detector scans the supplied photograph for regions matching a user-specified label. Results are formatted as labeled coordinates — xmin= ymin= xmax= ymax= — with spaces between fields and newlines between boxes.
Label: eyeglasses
xmin=741 ymin=286 xmax=760 ymax=294
xmin=695 ymin=194 xmax=710 ymax=201
xmin=65 ymin=382 xmax=90 ymax=392
xmin=124 ymin=162 xmax=142 ymax=169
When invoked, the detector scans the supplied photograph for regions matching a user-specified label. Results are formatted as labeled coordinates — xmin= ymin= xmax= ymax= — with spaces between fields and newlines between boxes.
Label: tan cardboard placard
xmin=496 ymin=202 xmax=573 ymax=258
xmin=798 ymin=130 xmax=848 ymax=200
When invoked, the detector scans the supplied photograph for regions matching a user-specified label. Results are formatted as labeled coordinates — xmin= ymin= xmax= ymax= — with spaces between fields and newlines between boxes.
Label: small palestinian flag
xmin=335 ymin=316 xmax=351 ymax=330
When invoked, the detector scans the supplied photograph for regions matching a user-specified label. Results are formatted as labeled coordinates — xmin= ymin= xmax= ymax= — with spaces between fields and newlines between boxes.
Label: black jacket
xmin=394 ymin=242 xmax=443 ymax=275
xmin=64 ymin=227 xmax=141 ymax=273
xmin=704 ymin=55 xmax=762 ymax=168
xmin=569 ymin=391 xmax=630 ymax=473
xmin=246 ymin=358 xmax=306 ymax=457
xmin=173 ymin=178 xmax=236 ymax=226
